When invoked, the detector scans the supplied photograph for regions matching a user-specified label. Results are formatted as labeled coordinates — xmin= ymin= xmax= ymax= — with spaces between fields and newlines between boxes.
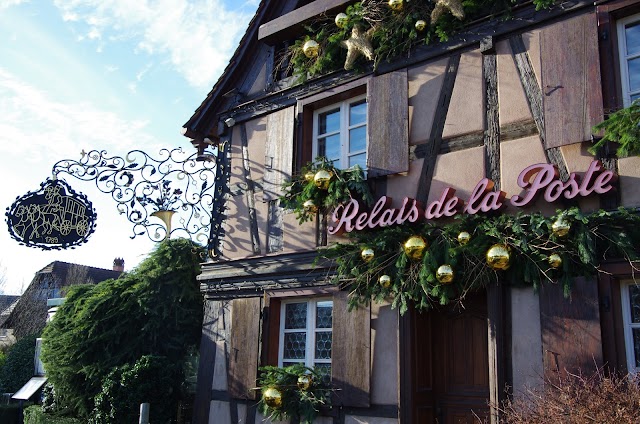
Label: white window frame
xmin=312 ymin=95 xmax=367 ymax=170
xmin=278 ymin=298 xmax=333 ymax=370
xmin=620 ymin=280 xmax=640 ymax=373
xmin=617 ymin=13 xmax=640 ymax=107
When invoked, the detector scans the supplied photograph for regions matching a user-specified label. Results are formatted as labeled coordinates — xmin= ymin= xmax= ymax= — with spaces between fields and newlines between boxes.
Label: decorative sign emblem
xmin=5 ymin=179 xmax=97 ymax=250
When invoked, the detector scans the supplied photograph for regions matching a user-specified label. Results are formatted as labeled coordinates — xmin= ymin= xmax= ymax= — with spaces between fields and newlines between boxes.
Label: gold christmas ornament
xmin=457 ymin=231 xmax=471 ymax=245
xmin=335 ymin=12 xmax=349 ymax=28
xmin=341 ymin=25 xmax=375 ymax=70
xmin=302 ymin=199 xmax=317 ymax=213
xmin=415 ymin=20 xmax=427 ymax=32
xmin=379 ymin=274 xmax=392 ymax=288
xmin=431 ymin=0 xmax=465 ymax=23
xmin=404 ymin=236 xmax=428 ymax=260
xmin=388 ymin=0 xmax=404 ymax=11
xmin=302 ymin=39 xmax=320 ymax=58
xmin=548 ymin=253 xmax=563 ymax=269
xmin=263 ymin=387 xmax=283 ymax=408
xmin=436 ymin=264 xmax=454 ymax=284
xmin=551 ymin=217 xmax=571 ymax=237
xmin=361 ymin=248 xmax=375 ymax=262
xmin=313 ymin=169 xmax=332 ymax=189
xmin=486 ymin=244 xmax=511 ymax=270
xmin=297 ymin=374 xmax=313 ymax=391
xmin=304 ymin=171 xmax=315 ymax=182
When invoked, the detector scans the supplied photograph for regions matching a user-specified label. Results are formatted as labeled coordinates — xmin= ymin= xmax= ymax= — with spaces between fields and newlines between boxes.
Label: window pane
xmin=349 ymin=100 xmax=366 ymax=125
xmin=285 ymin=303 xmax=307 ymax=329
xmin=284 ymin=332 xmax=306 ymax=360
xmin=349 ymin=153 xmax=366 ymax=169
xmin=632 ymin=92 xmax=640 ymax=103
xmin=633 ymin=328 xmax=640 ymax=368
xmin=318 ymin=134 xmax=341 ymax=161
xmin=628 ymin=57 xmax=640 ymax=92
xmin=316 ymin=301 xmax=332 ymax=329
xmin=319 ymin=109 xmax=340 ymax=134
xmin=315 ymin=331 xmax=332 ymax=359
xmin=283 ymin=361 xmax=302 ymax=367
xmin=349 ymin=126 xmax=366 ymax=153
xmin=314 ymin=363 xmax=331 ymax=384
xmin=629 ymin=285 xmax=640 ymax=323
xmin=625 ymin=21 xmax=640 ymax=57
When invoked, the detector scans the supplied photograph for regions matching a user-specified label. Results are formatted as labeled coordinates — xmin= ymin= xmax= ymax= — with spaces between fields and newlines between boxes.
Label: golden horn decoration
xmin=151 ymin=209 xmax=176 ymax=238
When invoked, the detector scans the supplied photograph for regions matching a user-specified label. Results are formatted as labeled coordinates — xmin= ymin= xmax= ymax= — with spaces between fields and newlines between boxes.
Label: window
xmin=312 ymin=96 xmax=367 ymax=170
xmin=279 ymin=298 xmax=333 ymax=376
xmin=621 ymin=281 xmax=640 ymax=373
xmin=617 ymin=14 xmax=640 ymax=106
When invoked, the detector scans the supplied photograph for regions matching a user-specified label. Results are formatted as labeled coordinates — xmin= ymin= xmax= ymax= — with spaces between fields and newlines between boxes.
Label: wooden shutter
xmin=263 ymin=106 xmax=295 ymax=201
xmin=228 ymin=297 xmax=262 ymax=399
xmin=541 ymin=12 xmax=604 ymax=148
xmin=367 ymin=70 xmax=409 ymax=178
xmin=332 ymin=290 xmax=371 ymax=407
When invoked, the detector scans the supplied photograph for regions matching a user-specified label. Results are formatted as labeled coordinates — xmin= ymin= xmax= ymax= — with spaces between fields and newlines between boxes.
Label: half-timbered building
xmin=182 ymin=1 xmax=640 ymax=422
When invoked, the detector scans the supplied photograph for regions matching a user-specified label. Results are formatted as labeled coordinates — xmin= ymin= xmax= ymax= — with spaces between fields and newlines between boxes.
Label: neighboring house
xmin=181 ymin=1 xmax=640 ymax=423
xmin=1 ymin=259 xmax=124 ymax=339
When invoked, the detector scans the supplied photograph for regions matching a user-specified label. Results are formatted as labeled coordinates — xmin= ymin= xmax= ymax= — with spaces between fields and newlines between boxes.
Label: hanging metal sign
xmin=5 ymin=178 xmax=97 ymax=250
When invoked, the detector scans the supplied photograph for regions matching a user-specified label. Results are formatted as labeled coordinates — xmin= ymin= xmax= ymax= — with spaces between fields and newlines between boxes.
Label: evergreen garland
xmin=283 ymin=0 xmax=556 ymax=82
xmin=257 ymin=364 xmax=331 ymax=423
xmin=322 ymin=207 xmax=640 ymax=315
xmin=590 ymin=99 xmax=640 ymax=157
xmin=280 ymin=157 xmax=374 ymax=223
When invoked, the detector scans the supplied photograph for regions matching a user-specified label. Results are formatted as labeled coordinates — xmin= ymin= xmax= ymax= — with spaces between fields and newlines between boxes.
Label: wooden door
xmin=411 ymin=292 xmax=490 ymax=423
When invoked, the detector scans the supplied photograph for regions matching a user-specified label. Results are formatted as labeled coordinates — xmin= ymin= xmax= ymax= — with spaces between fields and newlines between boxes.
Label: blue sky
xmin=0 ymin=0 xmax=259 ymax=294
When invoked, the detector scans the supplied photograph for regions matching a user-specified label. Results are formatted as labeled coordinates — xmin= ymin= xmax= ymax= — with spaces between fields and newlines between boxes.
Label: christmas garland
xmin=321 ymin=207 xmax=640 ymax=315
xmin=590 ymin=99 xmax=640 ymax=157
xmin=283 ymin=0 xmax=556 ymax=82
xmin=280 ymin=157 xmax=374 ymax=223
xmin=257 ymin=364 xmax=332 ymax=423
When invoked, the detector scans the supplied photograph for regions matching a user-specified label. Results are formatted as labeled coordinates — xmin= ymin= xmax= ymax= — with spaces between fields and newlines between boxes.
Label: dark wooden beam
xmin=258 ymin=0 xmax=354 ymax=44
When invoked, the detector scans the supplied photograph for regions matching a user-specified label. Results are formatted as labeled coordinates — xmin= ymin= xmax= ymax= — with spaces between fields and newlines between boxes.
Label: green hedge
xmin=23 ymin=405 xmax=82 ymax=424
xmin=0 ymin=334 xmax=38 ymax=393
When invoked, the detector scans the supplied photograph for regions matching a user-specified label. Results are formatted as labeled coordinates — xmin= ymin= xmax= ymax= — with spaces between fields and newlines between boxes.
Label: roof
xmin=35 ymin=261 xmax=122 ymax=284
xmin=0 ymin=295 xmax=20 ymax=313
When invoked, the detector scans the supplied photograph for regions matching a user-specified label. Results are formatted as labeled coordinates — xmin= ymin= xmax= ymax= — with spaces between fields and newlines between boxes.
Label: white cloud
xmin=0 ymin=0 xmax=27 ymax=10
xmin=0 ymin=68 xmax=158 ymax=160
xmin=53 ymin=0 xmax=255 ymax=89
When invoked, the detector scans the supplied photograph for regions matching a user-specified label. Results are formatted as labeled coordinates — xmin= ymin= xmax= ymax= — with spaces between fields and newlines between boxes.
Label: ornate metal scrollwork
xmin=51 ymin=147 xmax=219 ymax=244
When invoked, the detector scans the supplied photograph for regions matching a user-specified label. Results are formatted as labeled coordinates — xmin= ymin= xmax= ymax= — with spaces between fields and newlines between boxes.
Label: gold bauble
xmin=457 ymin=231 xmax=471 ymax=245
xmin=379 ymin=274 xmax=392 ymax=288
xmin=388 ymin=0 xmax=404 ymax=11
xmin=436 ymin=264 xmax=454 ymax=284
xmin=361 ymin=248 xmax=375 ymax=263
xmin=263 ymin=387 xmax=283 ymax=408
xmin=486 ymin=244 xmax=511 ymax=270
xmin=314 ymin=169 xmax=332 ymax=189
xmin=304 ymin=171 xmax=315 ymax=182
xmin=302 ymin=39 xmax=320 ymax=58
xmin=548 ymin=253 xmax=563 ymax=269
xmin=551 ymin=217 xmax=571 ymax=237
xmin=335 ymin=12 xmax=349 ymax=28
xmin=415 ymin=20 xmax=427 ymax=31
xmin=297 ymin=374 xmax=313 ymax=391
xmin=404 ymin=236 xmax=428 ymax=260
xmin=302 ymin=199 xmax=317 ymax=213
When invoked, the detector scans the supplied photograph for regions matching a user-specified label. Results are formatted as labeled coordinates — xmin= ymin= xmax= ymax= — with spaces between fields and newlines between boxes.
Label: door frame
xmin=399 ymin=284 xmax=506 ymax=424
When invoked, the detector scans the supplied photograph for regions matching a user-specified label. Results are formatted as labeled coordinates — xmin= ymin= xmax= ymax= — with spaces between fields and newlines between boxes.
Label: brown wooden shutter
xmin=541 ymin=12 xmax=604 ymax=148
xmin=332 ymin=290 xmax=371 ymax=407
xmin=228 ymin=297 xmax=262 ymax=399
xmin=263 ymin=106 xmax=295 ymax=201
xmin=367 ymin=70 xmax=409 ymax=178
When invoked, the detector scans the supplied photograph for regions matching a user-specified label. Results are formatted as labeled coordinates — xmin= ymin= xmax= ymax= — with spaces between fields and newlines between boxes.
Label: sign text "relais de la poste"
xmin=328 ymin=160 xmax=616 ymax=235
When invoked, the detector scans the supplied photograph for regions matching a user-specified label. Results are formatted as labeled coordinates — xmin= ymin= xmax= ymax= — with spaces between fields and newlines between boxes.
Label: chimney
xmin=113 ymin=257 xmax=125 ymax=272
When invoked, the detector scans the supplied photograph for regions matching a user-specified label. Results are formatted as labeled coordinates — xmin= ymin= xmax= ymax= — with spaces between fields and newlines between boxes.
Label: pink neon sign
xmin=328 ymin=160 xmax=616 ymax=235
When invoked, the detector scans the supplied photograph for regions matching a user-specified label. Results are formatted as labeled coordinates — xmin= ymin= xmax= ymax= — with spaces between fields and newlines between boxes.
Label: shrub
xmin=0 ymin=334 xmax=38 ymax=393
xmin=501 ymin=370 xmax=640 ymax=423
xmin=24 ymin=405 xmax=82 ymax=424
xmin=90 ymin=355 xmax=180 ymax=424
